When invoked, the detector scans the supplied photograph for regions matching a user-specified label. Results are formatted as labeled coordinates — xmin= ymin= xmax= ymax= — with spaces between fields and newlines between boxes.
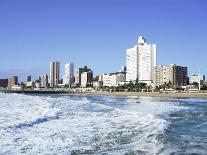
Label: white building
xmin=50 ymin=61 xmax=60 ymax=87
xmin=41 ymin=74 xmax=48 ymax=88
xmin=190 ymin=74 xmax=205 ymax=84
xmin=126 ymin=36 xmax=156 ymax=84
xmin=102 ymin=72 xmax=126 ymax=87
xmin=81 ymin=71 xmax=93 ymax=87
xmin=63 ymin=63 xmax=74 ymax=85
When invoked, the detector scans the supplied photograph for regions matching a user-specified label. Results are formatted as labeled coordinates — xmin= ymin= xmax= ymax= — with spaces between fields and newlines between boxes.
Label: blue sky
xmin=0 ymin=0 xmax=207 ymax=81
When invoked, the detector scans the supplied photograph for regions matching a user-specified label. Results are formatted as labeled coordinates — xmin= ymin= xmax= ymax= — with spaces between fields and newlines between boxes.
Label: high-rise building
xmin=126 ymin=36 xmax=156 ymax=84
xmin=153 ymin=64 xmax=188 ymax=88
xmin=8 ymin=76 xmax=18 ymax=89
xmin=63 ymin=63 xmax=74 ymax=85
xmin=81 ymin=71 xmax=93 ymax=87
xmin=50 ymin=61 xmax=60 ymax=87
xmin=41 ymin=74 xmax=48 ymax=88
xmin=75 ymin=66 xmax=91 ymax=85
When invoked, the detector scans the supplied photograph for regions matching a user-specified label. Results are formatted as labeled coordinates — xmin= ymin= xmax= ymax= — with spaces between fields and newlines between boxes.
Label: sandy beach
xmin=81 ymin=91 xmax=207 ymax=98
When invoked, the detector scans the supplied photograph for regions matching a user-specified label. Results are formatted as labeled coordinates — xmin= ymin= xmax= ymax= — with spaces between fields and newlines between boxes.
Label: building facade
xmin=126 ymin=36 xmax=156 ymax=84
xmin=50 ymin=61 xmax=60 ymax=87
xmin=81 ymin=71 xmax=93 ymax=87
xmin=8 ymin=76 xmax=18 ymax=89
xmin=102 ymin=72 xmax=126 ymax=87
xmin=41 ymin=74 xmax=48 ymax=88
xmin=75 ymin=66 xmax=92 ymax=85
xmin=63 ymin=63 xmax=74 ymax=85
xmin=190 ymin=74 xmax=205 ymax=84
xmin=153 ymin=64 xmax=188 ymax=88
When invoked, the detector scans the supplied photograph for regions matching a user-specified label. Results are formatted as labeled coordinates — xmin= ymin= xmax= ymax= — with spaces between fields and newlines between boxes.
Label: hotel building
xmin=126 ymin=36 xmax=156 ymax=84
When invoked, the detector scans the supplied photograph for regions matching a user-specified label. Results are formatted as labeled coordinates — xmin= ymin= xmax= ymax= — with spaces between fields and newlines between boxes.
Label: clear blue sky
xmin=0 ymin=0 xmax=207 ymax=81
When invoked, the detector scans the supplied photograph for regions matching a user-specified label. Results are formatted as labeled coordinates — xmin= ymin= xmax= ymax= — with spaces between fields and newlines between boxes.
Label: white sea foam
xmin=0 ymin=93 xmax=186 ymax=154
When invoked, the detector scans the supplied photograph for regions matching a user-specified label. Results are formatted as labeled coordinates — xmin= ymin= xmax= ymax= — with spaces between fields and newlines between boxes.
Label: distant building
xmin=81 ymin=71 xmax=93 ymax=87
xmin=50 ymin=61 xmax=60 ymax=87
xmin=102 ymin=72 xmax=126 ymax=87
xmin=26 ymin=75 xmax=32 ymax=82
xmin=63 ymin=63 xmax=74 ymax=86
xmin=153 ymin=64 xmax=188 ymax=88
xmin=0 ymin=79 xmax=8 ymax=88
xmin=75 ymin=66 xmax=92 ymax=85
xmin=26 ymin=75 xmax=33 ymax=87
xmin=126 ymin=36 xmax=156 ymax=84
xmin=8 ymin=76 xmax=18 ymax=89
xmin=190 ymin=74 xmax=205 ymax=84
xmin=41 ymin=74 xmax=48 ymax=88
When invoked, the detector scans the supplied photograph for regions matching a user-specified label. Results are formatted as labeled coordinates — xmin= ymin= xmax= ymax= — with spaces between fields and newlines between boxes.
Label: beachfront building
xmin=152 ymin=64 xmax=188 ymax=88
xmin=41 ymin=74 xmax=48 ymax=88
xmin=190 ymin=74 xmax=205 ymax=84
xmin=81 ymin=71 xmax=93 ymax=87
xmin=63 ymin=63 xmax=74 ymax=86
xmin=50 ymin=61 xmax=60 ymax=87
xmin=126 ymin=36 xmax=156 ymax=84
xmin=8 ymin=76 xmax=18 ymax=89
xmin=102 ymin=72 xmax=126 ymax=87
xmin=75 ymin=66 xmax=92 ymax=85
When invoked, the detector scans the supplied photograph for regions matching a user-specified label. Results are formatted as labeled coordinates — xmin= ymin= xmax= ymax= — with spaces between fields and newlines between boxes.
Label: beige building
xmin=153 ymin=64 xmax=188 ymax=88
xmin=8 ymin=76 xmax=18 ymax=89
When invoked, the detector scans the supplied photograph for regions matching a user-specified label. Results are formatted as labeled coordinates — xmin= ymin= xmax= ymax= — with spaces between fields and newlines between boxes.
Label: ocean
xmin=0 ymin=93 xmax=206 ymax=154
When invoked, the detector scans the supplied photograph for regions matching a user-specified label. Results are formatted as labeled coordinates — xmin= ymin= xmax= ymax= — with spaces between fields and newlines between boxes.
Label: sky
xmin=0 ymin=0 xmax=207 ymax=81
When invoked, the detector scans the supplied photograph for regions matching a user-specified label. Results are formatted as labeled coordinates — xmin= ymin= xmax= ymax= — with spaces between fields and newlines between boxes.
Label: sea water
xmin=0 ymin=93 xmax=207 ymax=154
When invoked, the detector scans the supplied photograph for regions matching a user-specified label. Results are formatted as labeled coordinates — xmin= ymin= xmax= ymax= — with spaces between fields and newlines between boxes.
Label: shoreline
xmin=83 ymin=91 xmax=207 ymax=98
xmin=1 ymin=90 xmax=207 ymax=98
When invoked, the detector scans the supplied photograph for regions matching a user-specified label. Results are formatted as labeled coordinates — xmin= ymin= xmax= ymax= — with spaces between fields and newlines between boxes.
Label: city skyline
xmin=0 ymin=0 xmax=207 ymax=80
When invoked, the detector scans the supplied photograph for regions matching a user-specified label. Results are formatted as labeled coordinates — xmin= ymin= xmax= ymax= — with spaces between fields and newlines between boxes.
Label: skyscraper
xmin=126 ymin=36 xmax=156 ymax=84
xmin=63 ymin=63 xmax=74 ymax=85
xmin=50 ymin=61 xmax=60 ymax=87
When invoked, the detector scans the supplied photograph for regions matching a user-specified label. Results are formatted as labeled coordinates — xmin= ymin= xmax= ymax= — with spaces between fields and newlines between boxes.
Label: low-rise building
xmin=190 ymin=74 xmax=205 ymax=84
xmin=102 ymin=72 xmax=126 ymax=87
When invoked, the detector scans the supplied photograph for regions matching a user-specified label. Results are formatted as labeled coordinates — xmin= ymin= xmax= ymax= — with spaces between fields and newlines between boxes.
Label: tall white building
xmin=63 ymin=63 xmax=74 ymax=85
xmin=50 ymin=61 xmax=60 ymax=87
xmin=126 ymin=36 xmax=156 ymax=84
